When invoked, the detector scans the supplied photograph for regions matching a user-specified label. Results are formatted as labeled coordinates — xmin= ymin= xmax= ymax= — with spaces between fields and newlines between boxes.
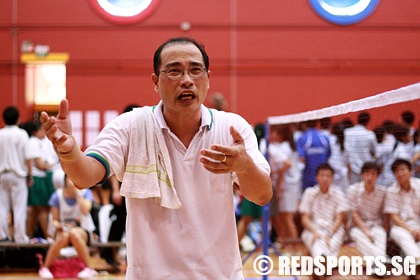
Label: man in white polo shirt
xmin=384 ymin=158 xmax=420 ymax=263
xmin=299 ymin=163 xmax=349 ymax=258
xmin=347 ymin=162 xmax=388 ymax=263
xmin=40 ymin=37 xmax=272 ymax=279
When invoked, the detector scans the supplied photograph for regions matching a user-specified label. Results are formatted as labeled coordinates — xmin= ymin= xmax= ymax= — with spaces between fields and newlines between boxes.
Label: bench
xmin=0 ymin=241 xmax=126 ymax=272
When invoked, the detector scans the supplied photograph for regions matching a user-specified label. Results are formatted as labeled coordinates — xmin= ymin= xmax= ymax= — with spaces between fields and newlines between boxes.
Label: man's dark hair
xmin=319 ymin=117 xmax=331 ymax=130
xmin=401 ymin=110 xmax=415 ymax=125
xmin=3 ymin=106 xmax=19 ymax=125
xmin=331 ymin=122 xmax=345 ymax=151
xmin=305 ymin=119 xmax=318 ymax=128
xmin=361 ymin=161 xmax=381 ymax=174
xmin=19 ymin=120 xmax=41 ymax=137
xmin=316 ymin=163 xmax=335 ymax=175
xmin=391 ymin=158 xmax=412 ymax=173
xmin=153 ymin=37 xmax=209 ymax=75
xmin=393 ymin=124 xmax=409 ymax=142
xmin=358 ymin=111 xmax=370 ymax=126
xmin=382 ymin=120 xmax=395 ymax=134
xmin=373 ymin=126 xmax=385 ymax=144
xmin=341 ymin=118 xmax=354 ymax=129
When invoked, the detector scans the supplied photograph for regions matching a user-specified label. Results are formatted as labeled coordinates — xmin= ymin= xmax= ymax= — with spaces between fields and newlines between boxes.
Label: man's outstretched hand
xmin=40 ymin=99 xmax=75 ymax=153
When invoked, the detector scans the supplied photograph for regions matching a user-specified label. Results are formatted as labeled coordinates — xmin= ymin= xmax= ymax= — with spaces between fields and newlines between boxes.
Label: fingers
xmin=230 ymin=126 xmax=244 ymax=144
xmin=57 ymin=99 xmax=69 ymax=120
xmin=210 ymin=126 xmax=243 ymax=155
xmin=39 ymin=111 xmax=50 ymax=124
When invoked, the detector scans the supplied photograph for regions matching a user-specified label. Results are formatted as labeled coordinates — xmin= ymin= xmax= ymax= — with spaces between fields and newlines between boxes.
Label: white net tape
xmin=267 ymin=82 xmax=420 ymax=125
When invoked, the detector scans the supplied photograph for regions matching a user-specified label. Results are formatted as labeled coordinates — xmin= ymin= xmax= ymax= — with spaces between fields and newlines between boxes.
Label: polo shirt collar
xmin=313 ymin=185 xmax=331 ymax=197
xmin=152 ymin=101 xmax=213 ymax=131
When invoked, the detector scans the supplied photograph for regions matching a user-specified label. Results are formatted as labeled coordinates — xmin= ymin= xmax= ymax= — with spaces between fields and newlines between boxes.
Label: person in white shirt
xmin=26 ymin=120 xmax=56 ymax=240
xmin=384 ymin=159 xmax=420 ymax=262
xmin=299 ymin=163 xmax=349 ymax=258
xmin=347 ymin=162 xmax=388 ymax=262
xmin=379 ymin=124 xmax=414 ymax=187
xmin=344 ymin=112 xmax=377 ymax=184
xmin=39 ymin=174 xmax=97 ymax=279
xmin=268 ymin=125 xmax=302 ymax=241
xmin=412 ymin=129 xmax=420 ymax=179
xmin=40 ymin=37 xmax=272 ymax=280
xmin=0 ymin=106 xmax=32 ymax=243
xmin=328 ymin=122 xmax=349 ymax=193
xmin=401 ymin=110 xmax=416 ymax=136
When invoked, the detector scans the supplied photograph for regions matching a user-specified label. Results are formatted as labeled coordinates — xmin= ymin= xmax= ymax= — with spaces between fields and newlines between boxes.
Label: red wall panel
xmin=1 ymin=0 xmax=419 ymax=139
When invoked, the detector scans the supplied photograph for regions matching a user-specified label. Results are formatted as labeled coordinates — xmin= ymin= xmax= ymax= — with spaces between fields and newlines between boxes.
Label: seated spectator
xmin=38 ymin=175 xmax=97 ymax=279
xmin=299 ymin=163 xmax=349 ymax=258
xmin=347 ymin=162 xmax=389 ymax=266
xmin=384 ymin=159 xmax=420 ymax=263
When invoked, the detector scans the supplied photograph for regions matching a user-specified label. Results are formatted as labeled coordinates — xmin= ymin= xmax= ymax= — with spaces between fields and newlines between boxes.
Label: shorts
xmin=240 ymin=197 xmax=263 ymax=218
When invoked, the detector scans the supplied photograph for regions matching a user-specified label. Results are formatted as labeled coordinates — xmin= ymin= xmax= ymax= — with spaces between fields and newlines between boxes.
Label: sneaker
xmin=39 ymin=267 xmax=54 ymax=279
xmin=77 ymin=267 xmax=98 ymax=279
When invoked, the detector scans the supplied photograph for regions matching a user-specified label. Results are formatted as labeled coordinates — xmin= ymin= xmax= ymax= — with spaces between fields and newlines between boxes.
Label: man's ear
xmin=151 ymin=73 xmax=159 ymax=92
xmin=207 ymin=70 xmax=211 ymax=90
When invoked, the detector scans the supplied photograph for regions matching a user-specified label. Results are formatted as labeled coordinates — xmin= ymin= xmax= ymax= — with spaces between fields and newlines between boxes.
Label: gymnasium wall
xmin=1 ymin=0 xmax=419 ymax=146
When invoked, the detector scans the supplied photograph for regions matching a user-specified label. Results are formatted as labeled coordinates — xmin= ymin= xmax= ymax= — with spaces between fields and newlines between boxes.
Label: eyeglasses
xmin=159 ymin=65 xmax=207 ymax=80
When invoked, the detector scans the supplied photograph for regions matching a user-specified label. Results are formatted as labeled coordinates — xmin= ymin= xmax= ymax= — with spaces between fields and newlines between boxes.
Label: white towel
xmin=119 ymin=107 xmax=181 ymax=209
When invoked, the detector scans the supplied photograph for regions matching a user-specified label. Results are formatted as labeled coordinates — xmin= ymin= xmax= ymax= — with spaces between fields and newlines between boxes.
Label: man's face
xmin=152 ymin=43 xmax=210 ymax=117
xmin=361 ymin=169 xmax=379 ymax=186
xmin=316 ymin=169 xmax=333 ymax=192
xmin=393 ymin=164 xmax=411 ymax=185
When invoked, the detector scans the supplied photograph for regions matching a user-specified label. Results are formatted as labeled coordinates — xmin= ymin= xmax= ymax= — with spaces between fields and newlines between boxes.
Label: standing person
xmin=401 ymin=110 xmax=416 ymax=136
xmin=0 ymin=106 xmax=32 ymax=243
xmin=40 ymin=37 xmax=272 ymax=279
xmin=412 ymin=129 xmax=420 ymax=179
xmin=379 ymin=124 xmax=414 ymax=187
xmin=39 ymin=175 xmax=97 ymax=279
xmin=347 ymin=162 xmax=388 ymax=265
xmin=296 ymin=119 xmax=331 ymax=190
xmin=344 ymin=111 xmax=377 ymax=184
xmin=268 ymin=125 xmax=301 ymax=242
xmin=328 ymin=122 xmax=349 ymax=193
xmin=26 ymin=120 xmax=56 ymax=240
xmin=299 ymin=163 xmax=348 ymax=259
xmin=384 ymin=159 xmax=420 ymax=263
xmin=319 ymin=117 xmax=334 ymax=142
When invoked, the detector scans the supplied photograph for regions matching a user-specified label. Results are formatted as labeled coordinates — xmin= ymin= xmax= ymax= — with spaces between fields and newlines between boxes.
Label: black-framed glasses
xmin=159 ymin=65 xmax=207 ymax=80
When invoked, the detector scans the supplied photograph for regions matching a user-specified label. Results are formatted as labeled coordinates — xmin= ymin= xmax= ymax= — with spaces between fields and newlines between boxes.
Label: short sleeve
xmin=335 ymin=188 xmax=350 ymax=213
xmin=347 ymin=185 xmax=358 ymax=211
xmin=299 ymin=188 xmax=314 ymax=214
xmin=384 ymin=188 xmax=400 ymax=215
xmin=48 ymin=192 xmax=59 ymax=208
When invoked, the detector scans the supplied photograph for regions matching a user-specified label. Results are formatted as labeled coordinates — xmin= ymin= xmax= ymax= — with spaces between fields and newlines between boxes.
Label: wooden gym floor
xmin=0 ymin=243 xmax=417 ymax=279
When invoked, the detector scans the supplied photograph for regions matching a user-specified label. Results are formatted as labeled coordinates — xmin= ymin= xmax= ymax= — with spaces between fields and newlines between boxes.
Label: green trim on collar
xmin=207 ymin=107 xmax=213 ymax=130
